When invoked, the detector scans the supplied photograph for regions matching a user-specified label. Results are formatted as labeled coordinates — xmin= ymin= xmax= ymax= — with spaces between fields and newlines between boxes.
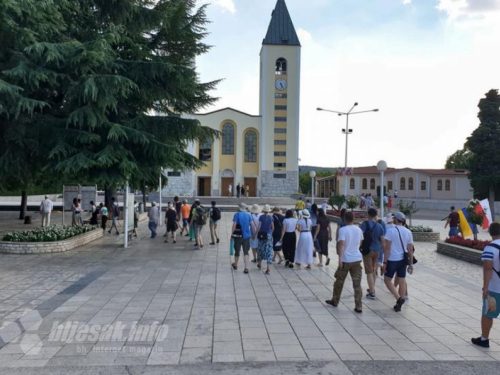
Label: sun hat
xmin=394 ymin=212 xmax=406 ymax=222
xmin=384 ymin=213 xmax=394 ymax=223
xmin=302 ymin=209 xmax=311 ymax=218
xmin=250 ymin=204 xmax=261 ymax=214
xmin=273 ymin=206 xmax=282 ymax=214
xmin=152 ymin=201 xmax=157 ymax=206
xmin=262 ymin=204 xmax=272 ymax=213
xmin=238 ymin=202 xmax=248 ymax=211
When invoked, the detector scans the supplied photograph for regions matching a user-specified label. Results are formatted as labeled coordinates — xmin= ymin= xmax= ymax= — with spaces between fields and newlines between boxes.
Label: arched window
xmin=276 ymin=58 xmax=287 ymax=74
xmin=370 ymin=178 xmax=375 ymax=190
xmin=408 ymin=178 xmax=414 ymax=191
xmin=445 ymin=179 xmax=451 ymax=191
xmin=350 ymin=178 xmax=355 ymax=190
xmin=362 ymin=178 xmax=367 ymax=190
xmin=244 ymin=130 xmax=257 ymax=162
xmin=221 ymin=123 xmax=235 ymax=155
xmin=199 ymin=139 xmax=212 ymax=161
xmin=437 ymin=179 xmax=443 ymax=191
xmin=400 ymin=177 xmax=406 ymax=190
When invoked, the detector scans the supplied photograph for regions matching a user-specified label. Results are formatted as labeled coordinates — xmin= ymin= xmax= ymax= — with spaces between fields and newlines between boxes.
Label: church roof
xmin=263 ymin=0 xmax=301 ymax=47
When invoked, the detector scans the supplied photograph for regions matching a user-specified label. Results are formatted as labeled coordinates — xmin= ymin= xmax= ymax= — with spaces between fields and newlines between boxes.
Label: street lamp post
xmin=317 ymin=104 xmax=379 ymax=197
xmin=377 ymin=160 xmax=388 ymax=219
xmin=310 ymin=171 xmax=316 ymax=204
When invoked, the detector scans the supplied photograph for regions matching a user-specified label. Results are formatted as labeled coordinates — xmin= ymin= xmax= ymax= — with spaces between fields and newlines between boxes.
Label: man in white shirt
xmin=322 ymin=200 xmax=328 ymax=213
xmin=40 ymin=195 xmax=53 ymax=227
xmin=472 ymin=222 xmax=500 ymax=348
xmin=382 ymin=212 xmax=414 ymax=312
xmin=325 ymin=211 xmax=364 ymax=313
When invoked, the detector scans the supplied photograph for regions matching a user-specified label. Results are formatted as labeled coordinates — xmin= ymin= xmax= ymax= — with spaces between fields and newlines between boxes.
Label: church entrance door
xmin=221 ymin=178 xmax=234 ymax=197
xmin=244 ymin=178 xmax=257 ymax=197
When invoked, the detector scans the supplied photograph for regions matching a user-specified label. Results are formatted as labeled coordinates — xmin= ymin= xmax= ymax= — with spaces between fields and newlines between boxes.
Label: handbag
xmin=231 ymin=213 xmax=243 ymax=238
xmin=258 ymin=231 xmax=268 ymax=241
xmin=396 ymin=227 xmax=411 ymax=266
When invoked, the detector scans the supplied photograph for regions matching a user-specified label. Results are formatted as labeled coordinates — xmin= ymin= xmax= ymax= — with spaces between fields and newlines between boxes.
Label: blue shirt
xmin=259 ymin=215 xmax=273 ymax=234
xmin=360 ymin=220 xmax=385 ymax=252
xmin=233 ymin=212 xmax=252 ymax=239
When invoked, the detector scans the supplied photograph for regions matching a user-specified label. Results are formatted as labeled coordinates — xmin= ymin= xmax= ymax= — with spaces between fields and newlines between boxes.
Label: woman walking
xmin=254 ymin=204 xmax=274 ymax=274
xmin=165 ymin=203 xmax=178 ymax=243
xmin=99 ymin=203 xmax=108 ymax=232
xmin=295 ymin=209 xmax=314 ymax=269
xmin=250 ymin=204 xmax=261 ymax=263
xmin=310 ymin=203 xmax=319 ymax=258
xmin=89 ymin=201 xmax=99 ymax=226
xmin=280 ymin=209 xmax=298 ymax=269
xmin=314 ymin=209 xmax=332 ymax=267
xmin=272 ymin=207 xmax=285 ymax=264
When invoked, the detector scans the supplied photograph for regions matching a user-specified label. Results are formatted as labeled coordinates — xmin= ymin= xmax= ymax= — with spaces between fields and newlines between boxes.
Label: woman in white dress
xmin=295 ymin=209 xmax=314 ymax=269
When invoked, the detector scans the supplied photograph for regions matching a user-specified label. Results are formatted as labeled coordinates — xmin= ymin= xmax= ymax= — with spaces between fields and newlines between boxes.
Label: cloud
xmin=297 ymin=28 xmax=313 ymax=44
xmin=403 ymin=0 xmax=412 ymax=5
xmin=212 ymin=0 xmax=236 ymax=13
xmin=437 ymin=0 xmax=500 ymax=22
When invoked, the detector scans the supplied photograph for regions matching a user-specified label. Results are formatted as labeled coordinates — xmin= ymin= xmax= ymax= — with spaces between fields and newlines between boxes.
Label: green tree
xmin=299 ymin=171 xmax=333 ymax=195
xmin=445 ymin=148 xmax=473 ymax=169
xmin=1 ymin=0 xmax=219 ymax=215
xmin=466 ymin=89 xmax=500 ymax=220
xmin=397 ymin=200 xmax=419 ymax=226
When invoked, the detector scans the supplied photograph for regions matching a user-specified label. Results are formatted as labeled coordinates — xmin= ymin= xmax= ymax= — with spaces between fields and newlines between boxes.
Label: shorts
xmin=449 ymin=227 xmax=458 ymax=237
xmin=234 ymin=237 xmax=250 ymax=257
xmin=483 ymin=291 xmax=500 ymax=319
xmin=194 ymin=224 xmax=204 ymax=237
xmin=363 ymin=251 xmax=379 ymax=274
xmin=210 ymin=220 xmax=219 ymax=225
xmin=183 ymin=218 xmax=189 ymax=228
xmin=384 ymin=259 xmax=407 ymax=279
xmin=167 ymin=222 xmax=177 ymax=233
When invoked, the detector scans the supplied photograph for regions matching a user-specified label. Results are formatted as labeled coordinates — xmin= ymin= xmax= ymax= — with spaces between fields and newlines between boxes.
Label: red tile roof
xmin=316 ymin=166 xmax=469 ymax=180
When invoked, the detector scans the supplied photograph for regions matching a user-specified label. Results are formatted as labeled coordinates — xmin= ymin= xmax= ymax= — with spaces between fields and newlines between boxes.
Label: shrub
xmin=409 ymin=226 xmax=433 ymax=233
xmin=2 ymin=225 xmax=97 ymax=242
xmin=445 ymin=236 xmax=490 ymax=251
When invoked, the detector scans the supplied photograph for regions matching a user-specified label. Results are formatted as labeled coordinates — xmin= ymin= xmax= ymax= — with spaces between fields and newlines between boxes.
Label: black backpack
xmin=196 ymin=206 xmax=208 ymax=225
xmin=360 ymin=221 xmax=375 ymax=256
xmin=211 ymin=207 xmax=221 ymax=221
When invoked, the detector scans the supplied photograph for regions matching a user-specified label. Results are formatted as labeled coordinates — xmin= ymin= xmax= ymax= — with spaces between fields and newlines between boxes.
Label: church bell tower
xmin=259 ymin=0 xmax=301 ymax=197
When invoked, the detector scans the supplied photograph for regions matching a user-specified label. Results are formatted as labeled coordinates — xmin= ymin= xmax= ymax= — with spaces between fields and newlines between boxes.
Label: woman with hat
xmin=272 ymin=207 xmax=285 ymax=264
xmin=295 ymin=209 xmax=314 ymax=269
xmin=250 ymin=204 xmax=261 ymax=263
xmin=253 ymin=204 xmax=275 ymax=274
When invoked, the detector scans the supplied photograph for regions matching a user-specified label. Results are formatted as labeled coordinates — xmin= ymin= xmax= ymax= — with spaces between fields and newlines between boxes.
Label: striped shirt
xmin=482 ymin=240 xmax=500 ymax=293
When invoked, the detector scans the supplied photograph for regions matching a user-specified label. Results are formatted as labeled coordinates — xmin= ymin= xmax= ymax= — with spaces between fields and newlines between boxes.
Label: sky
xmin=195 ymin=0 xmax=500 ymax=170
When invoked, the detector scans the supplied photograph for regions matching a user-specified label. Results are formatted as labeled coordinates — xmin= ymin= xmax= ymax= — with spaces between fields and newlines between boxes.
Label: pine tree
xmin=1 ymin=0 xmax=219 ymax=213
xmin=466 ymin=89 xmax=500 ymax=220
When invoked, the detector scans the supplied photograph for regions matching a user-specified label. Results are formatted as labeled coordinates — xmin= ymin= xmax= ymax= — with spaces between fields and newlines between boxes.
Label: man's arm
xmin=338 ymin=240 xmax=345 ymax=267
xmin=383 ymin=239 xmax=391 ymax=274
xmin=484 ymin=261 xmax=493 ymax=299
xmin=445 ymin=216 xmax=450 ymax=229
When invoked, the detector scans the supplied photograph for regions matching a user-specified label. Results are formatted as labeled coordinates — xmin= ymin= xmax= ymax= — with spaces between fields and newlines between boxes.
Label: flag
xmin=458 ymin=208 xmax=473 ymax=238
xmin=480 ymin=199 xmax=493 ymax=229
xmin=475 ymin=202 xmax=490 ymax=230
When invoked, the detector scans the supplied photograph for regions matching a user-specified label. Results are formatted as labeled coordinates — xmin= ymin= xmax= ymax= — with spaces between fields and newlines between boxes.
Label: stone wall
xmin=0 ymin=229 xmax=103 ymax=254
xmin=162 ymin=171 xmax=195 ymax=197
xmin=261 ymin=171 xmax=298 ymax=198
xmin=412 ymin=231 xmax=440 ymax=242
xmin=436 ymin=241 xmax=482 ymax=265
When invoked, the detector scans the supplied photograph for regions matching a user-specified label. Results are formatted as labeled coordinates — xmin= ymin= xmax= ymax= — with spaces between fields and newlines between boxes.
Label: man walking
xmin=325 ymin=211 xmax=364 ymax=313
xmin=148 ymin=201 xmax=160 ymax=238
xmin=191 ymin=200 xmax=207 ymax=249
xmin=472 ymin=222 xmax=500 ymax=348
xmin=445 ymin=206 xmax=460 ymax=237
xmin=40 ymin=195 xmax=53 ymax=227
xmin=231 ymin=203 xmax=256 ymax=273
xmin=109 ymin=197 xmax=120 ymax=235
xmin=180 ymin=200 xmax=191 ymax=236
xmin=209 ymin=201 xmax=221 ymax=245
xmin=361 ymin=208 xmax=385 ymax=299
xmin=382 ymin=212 xmax=414 ymax=312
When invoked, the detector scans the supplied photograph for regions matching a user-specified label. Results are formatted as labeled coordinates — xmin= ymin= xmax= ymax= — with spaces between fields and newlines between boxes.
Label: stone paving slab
xmin=0 ymin=212 xmax=496 ymax=372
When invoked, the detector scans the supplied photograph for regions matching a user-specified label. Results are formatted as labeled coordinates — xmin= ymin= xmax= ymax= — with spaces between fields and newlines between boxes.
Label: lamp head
xmin=377 ymin=160 xmax=388 ymax=172
xmin=317 ymin=108 xmax=323 ymax=111
xmin=354 ymin=102 xmax=358 ymax=106
xmin=373 ymin=109 xmax=379 ymax=112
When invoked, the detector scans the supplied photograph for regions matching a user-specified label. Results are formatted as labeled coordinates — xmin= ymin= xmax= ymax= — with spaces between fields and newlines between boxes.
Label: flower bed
xmin=409 ymin=226 xmax=433 ymax=233
xmin=2 ymin=225 xmax=96 ymax=242
xmin=437 ymin=240 xmax=483 ymax=265
xmin=445 ymin=236 xmax=490 ymax=251
xmin=0 ymin=227 xmax=103 ymax=254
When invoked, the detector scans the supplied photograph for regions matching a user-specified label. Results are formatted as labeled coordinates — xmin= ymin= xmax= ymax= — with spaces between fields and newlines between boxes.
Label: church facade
xmin=164 ymin=0 xmax=301 ymax=197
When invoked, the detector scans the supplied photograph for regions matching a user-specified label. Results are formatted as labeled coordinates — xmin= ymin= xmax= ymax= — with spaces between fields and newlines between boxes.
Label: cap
xmin=394 ymin=212 xmax=406 ymax=222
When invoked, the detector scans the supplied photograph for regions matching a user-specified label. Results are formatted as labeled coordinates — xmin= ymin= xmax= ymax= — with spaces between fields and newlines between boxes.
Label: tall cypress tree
xmin=466 ymin=89 xmax=500 ymax=219
xmin=1 ymin=0 xmax=219 ymax=211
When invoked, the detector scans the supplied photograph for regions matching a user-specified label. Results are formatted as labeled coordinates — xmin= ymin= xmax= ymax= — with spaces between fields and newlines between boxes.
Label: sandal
xmin=257 ymin=264 xmax=262 ymax=270
xmin=306 ymin=265 xmax=311 ymax=270
xmin=244 ymin=269 xmax=249 ymax=274
xmin=265 ymin=269 xmax=270 ymax=275
xmin=231 ymin=263 xmax=237 ymax=270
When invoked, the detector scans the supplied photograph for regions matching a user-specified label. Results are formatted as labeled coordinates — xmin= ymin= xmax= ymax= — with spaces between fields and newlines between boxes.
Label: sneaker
xmin=471 ymin=337 xmax=490 ymax=348
xmin=394 ymin=297 xmax=405 ymax=312
xmin=326 ymin=258 xmax=330 ymax=266
xmin=209 ymin=242 xmax=215 ymax=245
xmin=185 ymin=234 xmax=189 ymax=237
xmin=217 ymin=238 xmax=220 ymax=244
xmin=173 ymin=240 xmax=176 ymax=244
xmin=285 ymin=261 xmax=290 ymax=267
xmin=354 ymin=308 xmax=362 ymax=314
xmin=366 ymin=292 xmax=376 ymax=299
xmin=318 ymin=263 xmax=323 ymax=267
xmin=251 ymin=259 xmax=257 ymax=263
xmin=289 ymin=264 xmax=294 ymax=269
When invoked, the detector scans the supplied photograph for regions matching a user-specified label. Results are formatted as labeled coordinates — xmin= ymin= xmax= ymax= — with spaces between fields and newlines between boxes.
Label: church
xmin=164 ymin=0 xmax=301 ymax=197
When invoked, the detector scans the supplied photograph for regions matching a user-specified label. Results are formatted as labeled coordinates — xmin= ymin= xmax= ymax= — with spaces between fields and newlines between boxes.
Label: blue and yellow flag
xmin=458 ymin=208 xmax=473 ymax=238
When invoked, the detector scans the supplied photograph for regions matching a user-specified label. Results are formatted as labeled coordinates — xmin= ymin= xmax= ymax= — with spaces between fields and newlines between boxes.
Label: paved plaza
xmin=0 ymin=212 xmax=497 ymax=373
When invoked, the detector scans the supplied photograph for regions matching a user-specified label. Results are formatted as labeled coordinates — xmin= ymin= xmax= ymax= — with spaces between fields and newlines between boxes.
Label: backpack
xmin=113 ymin=204 xmax=120 ymax=217
xmin=211 ymin=207 xmax=221 ymax=221
xmin=487 ymin=243 xmax=500 ymax=277
xmin=196 ymin=206 xmax=208 ymax=226
xmin=360 ymin=221 xmax=375 ymax=256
